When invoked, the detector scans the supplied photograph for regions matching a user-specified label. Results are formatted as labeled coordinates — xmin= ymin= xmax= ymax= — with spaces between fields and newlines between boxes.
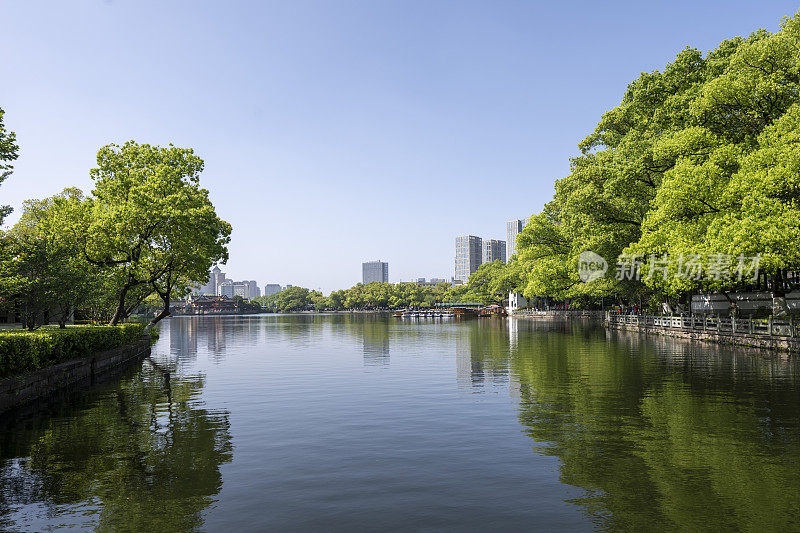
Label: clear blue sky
xmin=2 ymin=1 xmax=798 ymax=293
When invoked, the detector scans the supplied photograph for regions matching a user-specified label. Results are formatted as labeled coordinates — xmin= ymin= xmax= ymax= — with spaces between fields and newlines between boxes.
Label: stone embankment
xmin=0 ymin=336 xmax=152 ymax=413
xmin=512 ymin=310 xmax=800 ymax=356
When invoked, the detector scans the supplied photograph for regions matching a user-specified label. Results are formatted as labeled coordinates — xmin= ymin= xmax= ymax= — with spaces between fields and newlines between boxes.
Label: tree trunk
xmin=109 ymin=290 xmax=128 ymax=326
xmin=144 ymin=295 xmax=171 ymax=333
xmin=58 ymin=303 xmax=69 ymax=329
xmin=109 ymin=282 xmax=137 ymax=326
xmin=25 ymin=309 xmax=37 ymax=331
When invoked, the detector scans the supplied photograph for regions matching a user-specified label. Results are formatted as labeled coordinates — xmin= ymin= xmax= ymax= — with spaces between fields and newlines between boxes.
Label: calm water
xmin=2 ymin=315 xmax=800 ymax=532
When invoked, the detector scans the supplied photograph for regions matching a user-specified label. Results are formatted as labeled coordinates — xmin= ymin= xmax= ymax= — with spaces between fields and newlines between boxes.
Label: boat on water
xmin=477 ymin=304 xmax=507 ymax=318
xmin=450 ymin=307 xmax=478 ymax=318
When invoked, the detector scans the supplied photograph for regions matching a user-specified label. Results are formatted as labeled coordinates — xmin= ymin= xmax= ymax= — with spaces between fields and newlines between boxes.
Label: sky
xmin=2 ymin=0 xmax=798 ymax=293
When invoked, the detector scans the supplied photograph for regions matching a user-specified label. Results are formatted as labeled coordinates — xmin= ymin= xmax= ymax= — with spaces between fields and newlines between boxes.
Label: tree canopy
xmin=509 ymin=11 xmax=800 ymax=310
xmin=0 ymin=107 xmax=19 ymax=225
xmin=0 ymin=140 xmax=230 ymax=329
xmin=85 ymin=142 xmax=231 ymax=327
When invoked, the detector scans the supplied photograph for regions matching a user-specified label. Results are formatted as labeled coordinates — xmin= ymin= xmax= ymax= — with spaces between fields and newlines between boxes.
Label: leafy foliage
xmin=0 ymin=107 xmax=19 ymax=225
xmin=0 ymin=140 xmax=231 ymax=331
xmin=255 ymin=278 xmax=517 ymax=312
xmin=87 ymin=142 xmax=231 ymax=327
xmin=0 ymin=324 xmax=145 ymax=378
xmin=513 ymin=11 xmax=800 ymax=307
xmin=0 ymin=189 xmax=100 ymax=329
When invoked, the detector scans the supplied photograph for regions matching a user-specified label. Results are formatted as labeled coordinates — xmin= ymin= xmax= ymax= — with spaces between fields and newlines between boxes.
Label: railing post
xmin=749 ymin=318 xmax=753 ymax=334
xmin=703 ymin=316 xmax=707 ymax=331
xmin=732 ymin=317 xmax=736 ymax=334
xmin=768 ymin=316 xmax=773 ymax=336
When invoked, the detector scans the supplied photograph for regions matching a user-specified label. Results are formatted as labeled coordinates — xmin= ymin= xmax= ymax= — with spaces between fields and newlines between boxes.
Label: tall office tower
xmin=506 ymin=219 xmax=529 ymax=261
xmin=482 ymin=239 xmax=507 ymax=264
xmin=454 ymin=235 xmax=483 ymax=282
xmin=362 ymin=261 xmax=389 ymax=284
xmin=247 ymin=280 xmax=260 ymax=299
xmin=264 ymin=284 xmax=282 ymax=296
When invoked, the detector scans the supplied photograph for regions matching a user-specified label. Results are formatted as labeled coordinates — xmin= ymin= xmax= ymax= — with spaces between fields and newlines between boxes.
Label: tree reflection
xmin=0 ymin=362 xmax=232 ymax=532
xmin=505 ymin=319 xmax=800 ymax=531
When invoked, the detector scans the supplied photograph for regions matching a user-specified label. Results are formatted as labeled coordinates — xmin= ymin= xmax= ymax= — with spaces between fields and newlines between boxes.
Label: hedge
xmin=0 ymin=324 xmax=146 ymax=379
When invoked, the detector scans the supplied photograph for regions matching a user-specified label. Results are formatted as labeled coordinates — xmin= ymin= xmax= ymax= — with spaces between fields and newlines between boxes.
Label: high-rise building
xmin=200 ymin=265 xmax=222 ymax=295
xmin=233 ymin=282 xmax=249 ymax=298
xmin=219 ymin=280 xmax=234 ymax=297
xmin=455 ymin=235 xmax=482 ymax=282
xmin=482 ymin=239 xmax=507 ymax=264
xmin=247 ymin=280 xmax=260 ymax=299
xmin=264 ymin=284 xmax=282 ymax=296
xmin=506 ymin=219 xmax=529 ymax=261
xmin=362 ymin=261 xmax=389 ymax=284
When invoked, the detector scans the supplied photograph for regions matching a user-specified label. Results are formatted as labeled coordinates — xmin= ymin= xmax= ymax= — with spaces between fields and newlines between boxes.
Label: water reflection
xmin=503 ymin=318 xmax=800 ymax=531
xmin=0 ymin=354 xmax=232 ymax=532
xmin=359 ymin=315 xmax=391 ymax=367
xmin=2 ymin=315 xmax=799 ymax=531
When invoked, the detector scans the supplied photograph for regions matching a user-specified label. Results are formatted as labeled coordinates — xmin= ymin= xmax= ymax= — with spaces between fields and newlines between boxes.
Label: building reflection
xmin=167 ymin=316 xmax=272 ymax=363
xmin=360 ymin=317 xmax=390 ymax=367
xmin=456 ymin=319 xmax=512 ymax=389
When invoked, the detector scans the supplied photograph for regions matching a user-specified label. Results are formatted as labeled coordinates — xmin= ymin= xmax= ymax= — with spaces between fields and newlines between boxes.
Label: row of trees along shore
xmin=0 ymin=115 xmax=231 ymax=330
xmin=254 ymin=263 xmax=519 ymax=313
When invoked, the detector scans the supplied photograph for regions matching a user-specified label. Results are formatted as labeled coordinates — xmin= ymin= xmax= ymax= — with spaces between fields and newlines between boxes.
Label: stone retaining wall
xmin=512 ymin=311 xmax=800 ymax=356
xmin=604 ymin=320 xmax=800 ymax=355
xmin=0 ymin=336 xmax=151 ymax=413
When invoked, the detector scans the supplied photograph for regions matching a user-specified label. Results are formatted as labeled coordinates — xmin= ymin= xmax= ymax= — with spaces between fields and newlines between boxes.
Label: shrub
xmin=0 ymin=323 xmax=145 ymax=379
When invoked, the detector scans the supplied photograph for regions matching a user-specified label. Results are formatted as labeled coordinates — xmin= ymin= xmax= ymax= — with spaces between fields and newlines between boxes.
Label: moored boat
xmin=477 ymin=305 xmax=507 ymax=318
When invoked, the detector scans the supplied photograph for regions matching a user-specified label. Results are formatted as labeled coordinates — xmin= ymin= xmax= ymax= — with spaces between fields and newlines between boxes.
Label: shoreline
xmin=0 ymin=336 xmax=152 ymax=414
xmin=512 ymin=311 xmax=800 ymax=357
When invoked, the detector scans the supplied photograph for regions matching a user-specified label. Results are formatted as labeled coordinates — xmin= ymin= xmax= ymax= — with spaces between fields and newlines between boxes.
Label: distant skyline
xmin=2 ymin=1 xmax=798 ymax=293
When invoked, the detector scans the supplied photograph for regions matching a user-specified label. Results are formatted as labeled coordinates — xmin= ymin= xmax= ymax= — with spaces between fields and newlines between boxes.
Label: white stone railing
xmin=605 ymin=313 xmax=799 ymax=338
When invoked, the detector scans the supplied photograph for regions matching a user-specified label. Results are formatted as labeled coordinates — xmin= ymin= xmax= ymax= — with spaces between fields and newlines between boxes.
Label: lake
xmin=1 ymin=314 xmax=799 ymax=531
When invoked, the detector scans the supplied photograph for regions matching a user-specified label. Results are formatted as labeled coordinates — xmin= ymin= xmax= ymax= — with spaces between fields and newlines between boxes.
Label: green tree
xmin=0 ymin=189 xmax=99 ymax=329
xmin=514 ymin=12 xmax=800 ymax=310
xmin=463 ymin=260 xmax=518 ymax=304
xmin=628 ymin=17 xmax=800 ymax=309
xmin=0 ymin=107 xmax=19 ymax=225
xmin=85 ymin=142 xmax=231 ymax=327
